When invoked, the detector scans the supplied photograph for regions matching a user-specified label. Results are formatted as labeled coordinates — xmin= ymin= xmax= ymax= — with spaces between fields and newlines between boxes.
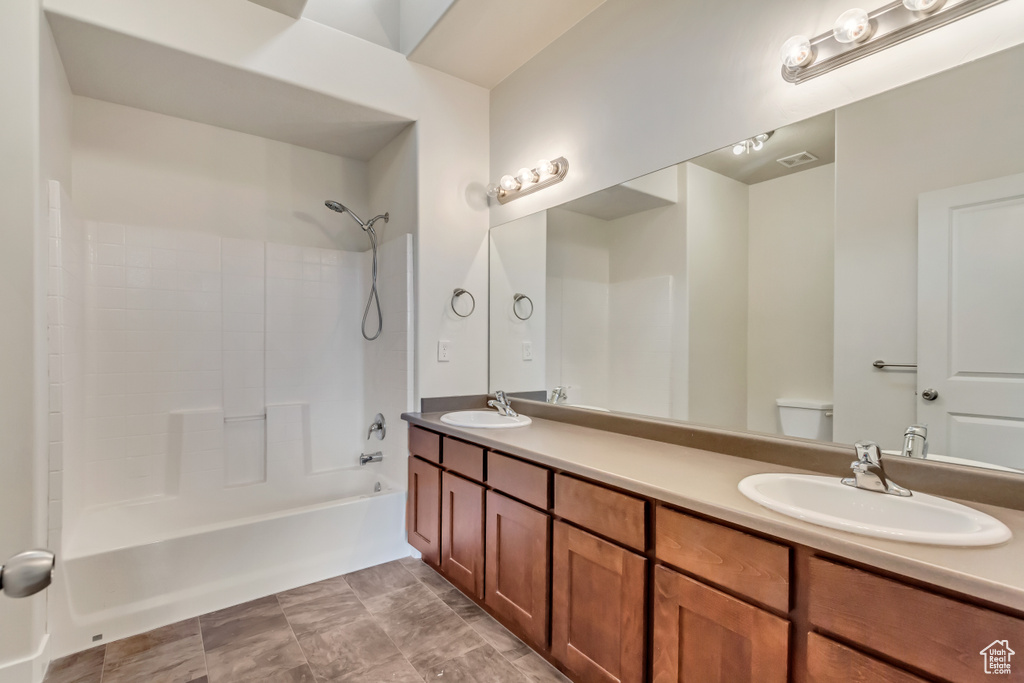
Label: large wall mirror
xmin=489 ymin=42 xmax=1024 ymax=474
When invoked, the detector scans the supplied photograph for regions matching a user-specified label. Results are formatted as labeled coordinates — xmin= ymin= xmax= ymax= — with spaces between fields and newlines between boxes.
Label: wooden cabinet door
xmin=441 ymin=471 xmax=486 ymax=599
xmin=552 ymin=521 xmax=646 ymax=683
xmin=407 ymin=456 xmax=441 ymax=566
xmin=485 ymin=491 xmax=550 ymax=649
xmin=652 ymin=565 xmax=788 ymax=683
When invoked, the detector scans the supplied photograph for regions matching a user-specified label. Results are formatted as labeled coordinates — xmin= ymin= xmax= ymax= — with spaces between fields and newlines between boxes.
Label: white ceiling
xmin=408 ymin=0 xmax=609 ymax=88
xmin=689 ymin=111 xmax=837 ymax=186
xmin=48 ymin=12 xmax=412 ymax=161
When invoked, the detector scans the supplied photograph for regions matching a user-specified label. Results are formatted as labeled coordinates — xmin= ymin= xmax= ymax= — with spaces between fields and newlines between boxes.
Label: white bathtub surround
xmin=47 ymin=206 xmax=414 ymax=657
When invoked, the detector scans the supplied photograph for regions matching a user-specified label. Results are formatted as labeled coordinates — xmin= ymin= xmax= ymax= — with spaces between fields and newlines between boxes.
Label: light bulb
xmin=733 ymin=143 xmax=746 ymax=156
xmin=902 ymin=0 xmax=942 ymax=11
xmin=486 ymin=183 xmax=501 ymax=198
xmin=780 ymin=35 xmax=814 ymax=68
xmin=516 ymin=167 xmax=539 ymax=185
xmin=833 ymin=8 xmax=872 ymax=44
xmin=499 ymin=174 xmax=520 ymax=192
xmin=752 ymin=139 xmax=764 ymax=152
xmin=536 ymin=159 xmax=558 ymax=177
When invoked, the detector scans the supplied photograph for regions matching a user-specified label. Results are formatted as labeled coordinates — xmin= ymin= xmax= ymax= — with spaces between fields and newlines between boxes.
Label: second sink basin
xmin=440 ymin=410 xmax=533 ymax=429
xmin=739 ymin=473 xmax=1011 ymax=547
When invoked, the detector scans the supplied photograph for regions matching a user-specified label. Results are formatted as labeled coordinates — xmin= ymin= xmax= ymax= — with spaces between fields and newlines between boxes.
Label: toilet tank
xmin=776 ymin=399 xmax=833 ymax=441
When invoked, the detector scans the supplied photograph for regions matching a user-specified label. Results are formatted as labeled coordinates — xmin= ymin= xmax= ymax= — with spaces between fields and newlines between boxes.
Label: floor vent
xmin=777 ymin=151 xmax=819 ymax=168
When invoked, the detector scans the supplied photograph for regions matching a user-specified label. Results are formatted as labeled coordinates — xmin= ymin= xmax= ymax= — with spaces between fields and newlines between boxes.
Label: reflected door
xmin=918 ymin=173 xmax=1024 ymax=469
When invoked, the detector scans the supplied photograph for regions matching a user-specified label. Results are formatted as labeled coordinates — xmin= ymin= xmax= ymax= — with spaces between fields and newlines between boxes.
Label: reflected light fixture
xmin=732 ymin=132 xmax=773 ymax=155
xmin=780 ymin=0 xmax=1006 ymax=84
xmin=487 ymin=157 xmax=569 ymax=204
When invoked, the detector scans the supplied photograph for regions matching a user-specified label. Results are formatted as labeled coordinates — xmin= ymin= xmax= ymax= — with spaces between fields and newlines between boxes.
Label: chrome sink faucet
xmin=488 ymin=390 xmax=519 ymax=418
xmin=842 ymin=442 xmax=912 ymax=497
xmin=900 ymin=424 xmax=928 ymax=459
xmin=549 ymin=386 xmax=568 ymax=404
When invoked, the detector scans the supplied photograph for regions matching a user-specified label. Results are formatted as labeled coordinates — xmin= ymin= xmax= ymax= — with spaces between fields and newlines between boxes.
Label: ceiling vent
xmin=776 ymin=151 xmax=819 ymax=168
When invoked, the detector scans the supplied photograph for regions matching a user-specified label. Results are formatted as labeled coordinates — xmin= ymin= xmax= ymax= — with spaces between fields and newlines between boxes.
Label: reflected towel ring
xmin=451 ymin=288 xmax=476 ymax=318
xmin=513 ymin=293 xmax=534 ymax=321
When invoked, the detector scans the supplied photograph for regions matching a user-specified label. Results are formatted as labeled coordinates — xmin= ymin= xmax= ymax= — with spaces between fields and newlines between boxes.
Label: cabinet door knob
xmin=921 ymin=388 xmax=939 ymax=401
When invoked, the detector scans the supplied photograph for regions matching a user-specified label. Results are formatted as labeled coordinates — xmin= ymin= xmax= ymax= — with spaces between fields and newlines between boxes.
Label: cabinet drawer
xmin=443 ymin=436 xmax=484 ymax=482
xmin=409 ymin=426 xmax=441 ymax=463
xmin=808 ymin=557 xmax=1024 ymax=682
xmin=554 ymin=474 xmax=645 ymax=550
xmin=487 ymin=452 xmax=550 ymax=509
xmin=806 ymin=632 xmax=927 ymax=683
xmin=655 ymin=506 xmax=789 ymax=613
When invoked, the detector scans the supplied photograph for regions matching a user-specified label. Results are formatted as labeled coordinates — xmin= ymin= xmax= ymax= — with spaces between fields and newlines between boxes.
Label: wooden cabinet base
xmin=485 ymin=491 xmax=551 ymax=649
xmin=552 ymin=521 xmax=646 ymax=683
xmin=441 ymin=471 xmax=485 ymax=599
xmin=407 ymin=456 xmax=441 ymax=566
xmin=652 ymin=565 xmax=789 ymax=683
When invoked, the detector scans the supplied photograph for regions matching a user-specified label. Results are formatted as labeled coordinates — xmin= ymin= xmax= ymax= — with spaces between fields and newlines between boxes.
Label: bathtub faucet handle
xmin=367 ymin=413 xmax=386 ymax=441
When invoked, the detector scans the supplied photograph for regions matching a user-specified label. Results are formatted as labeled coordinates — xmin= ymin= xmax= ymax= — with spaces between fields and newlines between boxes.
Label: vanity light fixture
xmin=732 ymin=132 xmax=773 ymax=155
xmin=487 ymin=157 xmax=569 ymax=204
xmin=780 ymin=0 xmax=1007 ymax=84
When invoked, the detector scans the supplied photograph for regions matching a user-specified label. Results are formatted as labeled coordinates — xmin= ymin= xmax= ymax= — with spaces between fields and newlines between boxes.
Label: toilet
xmin=776 ymin=399 xmax=833 ymax=441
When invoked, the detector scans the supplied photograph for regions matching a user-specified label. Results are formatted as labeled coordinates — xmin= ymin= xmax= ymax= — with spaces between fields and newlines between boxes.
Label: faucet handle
xmin=854 ymin=441 xmax=882 ymax=467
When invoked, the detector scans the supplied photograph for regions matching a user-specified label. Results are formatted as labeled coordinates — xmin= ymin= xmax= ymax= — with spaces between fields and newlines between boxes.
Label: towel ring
xmin=451 ymin=288 xmax=475 ymax=318
xmin=513 ymin=293 xmax=534 ymax=321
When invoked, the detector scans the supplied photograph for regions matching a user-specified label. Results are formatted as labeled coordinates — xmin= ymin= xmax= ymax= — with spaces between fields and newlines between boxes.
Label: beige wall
xmin=489 ymin=0 xmax=1024 ymax=229
xmin=71 ymin=97 xmax=375 ymax=252
xmin=747 ymin=164 xmax=835 ymax=435
xmin=685 ymin=164 xmax=749 ymax=429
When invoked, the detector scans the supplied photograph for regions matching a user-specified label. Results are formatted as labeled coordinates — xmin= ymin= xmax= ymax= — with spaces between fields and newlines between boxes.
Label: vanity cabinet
xmin=485 ymin=490 xmax=550 ymax=648
xmin=440 ymin=471 xmax=485 ymax=598
xmin=406 ymin=455 xmax=441 ymax=566
xmin=652 ymin=565 xmax=789 ymax=683
xmin=405 ymin=422 xmax=1024 ymax=683
xmin=552 ymin=520 xmax=646 ymax=683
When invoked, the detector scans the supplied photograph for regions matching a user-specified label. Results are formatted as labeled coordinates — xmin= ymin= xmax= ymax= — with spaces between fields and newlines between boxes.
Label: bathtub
xmin=50 ymin=468 xmax=409 ymax=657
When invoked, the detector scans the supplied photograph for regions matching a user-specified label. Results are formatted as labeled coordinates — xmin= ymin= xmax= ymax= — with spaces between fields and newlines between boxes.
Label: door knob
xmin=0 ymin=549 xmax=55 ymax=598
xmin=921 ymin=388 xmax=939 ymax=401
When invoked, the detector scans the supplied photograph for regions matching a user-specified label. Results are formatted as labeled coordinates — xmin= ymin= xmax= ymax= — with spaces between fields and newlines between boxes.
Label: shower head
xmin=324 ymin=200 xmax=389 ymax=232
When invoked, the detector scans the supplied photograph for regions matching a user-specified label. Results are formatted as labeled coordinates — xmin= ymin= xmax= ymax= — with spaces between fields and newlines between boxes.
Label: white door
xmin=918 ymin=173 xmax=1024 ymax=469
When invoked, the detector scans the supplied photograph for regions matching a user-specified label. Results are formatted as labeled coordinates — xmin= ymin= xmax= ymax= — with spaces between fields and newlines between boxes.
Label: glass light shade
xmin=516 ymin=167 xmax=539 ymax=185
xmin=536 ymin=159 xmax=558 ymax=177
xmin=902 ymin=0 xmax=942 ymax=11
xmin=780 ymin=35 xmax=814 ymax=68
xmin=486 ymin=183 xmax=501 ymax=198
xmin=833 ymin=8 xmax=872 ymax=44
xmin=733 ymin=143 xmax=746 ymax=155
xmin=499 ymin=175 xmax=520 ymax=192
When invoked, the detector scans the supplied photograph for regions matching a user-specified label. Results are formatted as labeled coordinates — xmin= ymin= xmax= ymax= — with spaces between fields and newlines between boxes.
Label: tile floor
xmin=44 ymin=557 xmax=571 ymax=683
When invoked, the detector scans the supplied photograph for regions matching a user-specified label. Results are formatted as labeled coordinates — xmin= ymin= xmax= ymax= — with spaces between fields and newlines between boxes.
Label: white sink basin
xmin=739 ymin=473 xmax=1011 ymax=547
xmin=440 ymin=411 xmax=533 ymax=429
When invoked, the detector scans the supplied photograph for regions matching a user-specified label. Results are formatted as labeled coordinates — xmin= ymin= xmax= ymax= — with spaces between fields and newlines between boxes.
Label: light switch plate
xmin=437 ymin=340 xmax=452 ymax=362
xmin=522 ymin=341 xmax=533 ymax=361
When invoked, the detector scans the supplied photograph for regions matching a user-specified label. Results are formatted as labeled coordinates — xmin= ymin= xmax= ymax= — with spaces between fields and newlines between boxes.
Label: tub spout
xmin=360 ymin=452 xmax=383 ymax=466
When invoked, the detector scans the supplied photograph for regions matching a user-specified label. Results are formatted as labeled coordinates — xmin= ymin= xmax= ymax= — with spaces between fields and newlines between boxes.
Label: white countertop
xmin=405 ymin=411 xmax=1024 ymax=613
